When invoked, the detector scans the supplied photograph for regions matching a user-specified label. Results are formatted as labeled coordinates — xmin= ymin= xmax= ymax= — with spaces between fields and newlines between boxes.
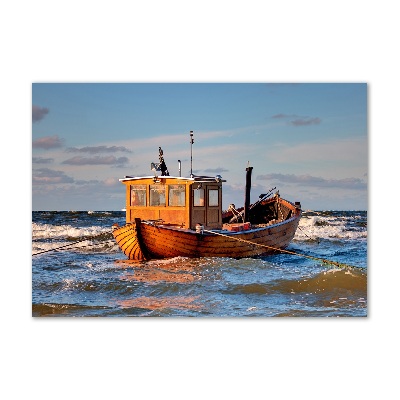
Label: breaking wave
xmin=295 ymin=211 xmax=367 ymax=241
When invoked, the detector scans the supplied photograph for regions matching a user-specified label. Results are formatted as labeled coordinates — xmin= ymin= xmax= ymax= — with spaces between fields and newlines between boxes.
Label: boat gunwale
xmin=141 ymin=213 xmax=301 ymax=236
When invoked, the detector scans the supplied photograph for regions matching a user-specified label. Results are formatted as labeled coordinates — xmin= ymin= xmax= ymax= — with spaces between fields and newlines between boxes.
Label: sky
xmin=32 ymin=83 xmax=367 ymax=211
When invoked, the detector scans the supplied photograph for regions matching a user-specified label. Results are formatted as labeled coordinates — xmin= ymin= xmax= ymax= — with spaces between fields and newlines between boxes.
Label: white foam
xmin=295 ymin=215 xmax=367 ymax=241
xmin=32 ymin=222 xmax=110 ymax=239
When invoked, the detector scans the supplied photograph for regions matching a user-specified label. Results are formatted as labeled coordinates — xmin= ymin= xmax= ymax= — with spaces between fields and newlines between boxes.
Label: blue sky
xmin=32 ymin=83 xmax=367 ymax=211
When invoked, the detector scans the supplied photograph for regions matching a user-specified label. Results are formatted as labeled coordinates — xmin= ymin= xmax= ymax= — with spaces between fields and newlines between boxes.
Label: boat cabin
xmin=120 ymin=175 xmax=225 ymax=230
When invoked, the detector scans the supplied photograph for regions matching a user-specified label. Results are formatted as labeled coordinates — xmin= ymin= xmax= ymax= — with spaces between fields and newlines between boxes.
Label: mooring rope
xmin=203 ymin=229 xmax=363 ymax=270
xmin=32 ymin=232 xmax=114 ymax=256
xmin=297 ymin=225 xmax=320 ymax=243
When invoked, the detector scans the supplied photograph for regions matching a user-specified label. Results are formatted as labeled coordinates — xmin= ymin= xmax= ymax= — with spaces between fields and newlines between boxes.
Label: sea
xmin=32 ymin=210 xmax=367 ymax=317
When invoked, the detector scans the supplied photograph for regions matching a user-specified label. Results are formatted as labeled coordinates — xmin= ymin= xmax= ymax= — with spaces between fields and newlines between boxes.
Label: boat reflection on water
xmin=115 ymin=257 xmax=207 ymax=313
xmin=116 ymin=296 xmax=202 ymax=311
xmin=121 ymin=268 xmax=199 ymax=284
xmin=116 ymin=256 xmax=204 ymax=282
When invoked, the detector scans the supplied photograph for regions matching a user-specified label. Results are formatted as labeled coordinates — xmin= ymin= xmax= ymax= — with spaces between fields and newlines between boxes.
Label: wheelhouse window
xmin=150 ymin=184 xmax=166 ymax=206
xmin=193 ymin=188 xmax=205 ymax=207
xmin=208 ymin=189 xmax=219 ymax=207
xmin=130 ymin=185 xmax=146 ymax=206
xmin=168 ymin=185 xmax=186 ymax=206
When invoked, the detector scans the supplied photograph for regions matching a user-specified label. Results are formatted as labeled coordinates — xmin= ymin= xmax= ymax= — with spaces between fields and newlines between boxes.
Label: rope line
xmin=203 ymin=229 xmax=362 ymax=270
xmin=298 ymin=225 xmax=320 ymax=243
xmin=32 ymin=233 xmax=114 ymax=256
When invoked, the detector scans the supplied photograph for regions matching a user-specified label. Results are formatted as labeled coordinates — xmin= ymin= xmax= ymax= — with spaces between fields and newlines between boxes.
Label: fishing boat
xmin=112 ymin=136 xmax=302 ymax=261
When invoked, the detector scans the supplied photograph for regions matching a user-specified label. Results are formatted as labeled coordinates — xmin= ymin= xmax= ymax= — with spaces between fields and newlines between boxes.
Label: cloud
xmin=33 ymin=168 xmax=74 ymax=184
xmin=32 ymin=135 xmax=64 ymax=149
xmin=265 ymin=136 xmax=367 ymax=165
xmin=203 ymin=167 xmax=229 ymax=173
xmin=66 ymin=145 xmax=132 ymax=154
xmin=32 ymin=157 xmax=53 ymax=164
xmin=291 ymin=117 xmax=321 ymax=126
xmin=103 ymin=177 xmax=120 ymax=187
xmin=32 ymin=105 xmax=49 ymax=123
xmin=73 ymin=177 xmax=119 ymax=186
xmin=32 ymin=176 xmax=126 ymax=210
xmin=74 ymin=179 xmax=101 ymax=185
xmin=272 ymin=113 xmax=295 ymax=119
xmin=62 ymin=155 xmax=129 ymax=166
xmin=271 ymin=114 xmax=321 ymax=126
xmin=256 ymin=173 xmax=367 ymax=190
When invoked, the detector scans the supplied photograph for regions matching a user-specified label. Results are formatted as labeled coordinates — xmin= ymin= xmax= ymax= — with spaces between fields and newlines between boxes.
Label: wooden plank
xmin=138 ymin=214 xmax=301 ymax=258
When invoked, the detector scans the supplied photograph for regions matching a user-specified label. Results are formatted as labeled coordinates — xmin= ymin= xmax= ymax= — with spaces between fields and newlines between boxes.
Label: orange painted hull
xmin=112 ymin=220 xmax=148 ymax=261
xmin=113 ymin=211 xmax=301 ymax=261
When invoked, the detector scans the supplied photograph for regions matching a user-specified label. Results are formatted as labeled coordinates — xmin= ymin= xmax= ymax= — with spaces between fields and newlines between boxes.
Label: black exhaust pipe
xmin=244 ymin=166 xmax=253 ymax=222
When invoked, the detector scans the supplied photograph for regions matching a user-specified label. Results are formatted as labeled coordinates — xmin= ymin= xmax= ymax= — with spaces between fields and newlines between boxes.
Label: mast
xmin=190 ymin=130 xmax=194 ymax=177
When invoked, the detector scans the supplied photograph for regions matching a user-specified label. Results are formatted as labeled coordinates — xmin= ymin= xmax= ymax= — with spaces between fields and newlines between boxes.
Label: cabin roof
xmin=120 ymin=175 xmax=226 ymax=183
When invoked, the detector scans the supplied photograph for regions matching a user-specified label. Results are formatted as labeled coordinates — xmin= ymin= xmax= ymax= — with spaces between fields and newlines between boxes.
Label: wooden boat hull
xmin=112 ymin=211 xmax=301 ymax=261
xmin=112 ymin=219 xmax=148 ymax=261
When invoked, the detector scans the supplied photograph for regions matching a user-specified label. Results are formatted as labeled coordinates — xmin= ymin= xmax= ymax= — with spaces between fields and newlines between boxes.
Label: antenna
xmin=190 ymin=130 xmax=194 ymax=177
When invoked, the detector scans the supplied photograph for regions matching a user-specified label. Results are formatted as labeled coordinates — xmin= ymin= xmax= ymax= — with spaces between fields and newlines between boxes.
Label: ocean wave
xmin=223 ymin=267 xmax=366 ymax=296
xmin=32 ymin=222 xmax=112 ymax=239
xmin=271 ymin=268 xmax=367 ymax=294
xmin=87 ymin=211 xmax=113 ymax=216
xmin=32 ymin=239 xmax=119 ymax=255
xmin=295 ymin=215 xmax=367 ymax=240
xmin=32 ymin=302 xmax=110 ymax=317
